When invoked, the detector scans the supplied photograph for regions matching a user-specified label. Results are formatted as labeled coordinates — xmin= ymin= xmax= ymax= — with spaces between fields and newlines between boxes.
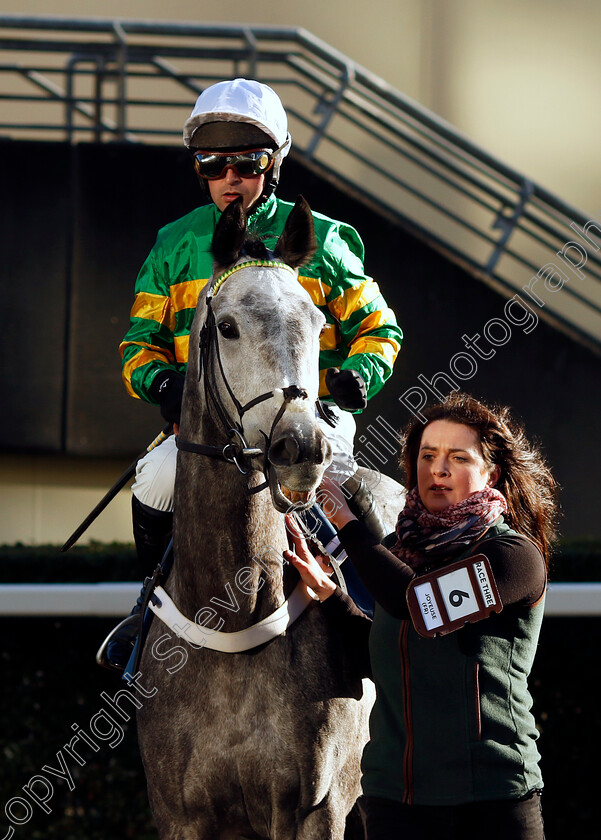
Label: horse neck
xmin=170 ymin=455 xmax=292 ymax=631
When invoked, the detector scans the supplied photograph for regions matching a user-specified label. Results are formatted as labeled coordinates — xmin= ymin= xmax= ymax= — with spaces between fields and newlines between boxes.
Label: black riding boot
xmin=96 ymin=497 xmax=173 ymax=672
xmin=342 ymin=472 xmax=388 ymax=542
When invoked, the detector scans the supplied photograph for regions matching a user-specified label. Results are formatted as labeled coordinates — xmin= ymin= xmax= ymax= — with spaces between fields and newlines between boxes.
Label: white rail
xmin=544 ymin=583 xmax=601 ymax=617
xmin=0 ymin=582 xmax=139 ymax=616
xmin=0 ymin=582 xmax=598 ymax=617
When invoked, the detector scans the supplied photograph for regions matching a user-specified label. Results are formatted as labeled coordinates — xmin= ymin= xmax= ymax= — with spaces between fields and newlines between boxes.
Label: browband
xmin=210 ymin=259 xmax=296 ymax=299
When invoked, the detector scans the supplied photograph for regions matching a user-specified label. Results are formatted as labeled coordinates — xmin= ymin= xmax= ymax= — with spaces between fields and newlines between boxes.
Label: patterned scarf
xmin=391 ymin=485 xmax=508 ymax=570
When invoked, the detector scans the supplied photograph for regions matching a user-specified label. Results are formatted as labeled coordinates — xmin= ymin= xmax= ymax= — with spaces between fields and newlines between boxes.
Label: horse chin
xmin=268 ymin=468 xmax=318 ymax=513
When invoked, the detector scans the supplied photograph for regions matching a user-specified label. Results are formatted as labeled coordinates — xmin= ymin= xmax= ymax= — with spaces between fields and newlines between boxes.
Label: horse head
xmin=180 ymin=196 xmax=332 ymax=512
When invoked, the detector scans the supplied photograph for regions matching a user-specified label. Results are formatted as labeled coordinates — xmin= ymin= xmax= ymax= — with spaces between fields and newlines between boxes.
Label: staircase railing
xmin=1 ymin=14 xmax=600 ymax=353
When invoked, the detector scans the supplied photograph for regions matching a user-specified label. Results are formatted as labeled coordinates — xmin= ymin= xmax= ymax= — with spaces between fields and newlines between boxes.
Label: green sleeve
xmin=321 ymin=222 xmax=403 ymax=402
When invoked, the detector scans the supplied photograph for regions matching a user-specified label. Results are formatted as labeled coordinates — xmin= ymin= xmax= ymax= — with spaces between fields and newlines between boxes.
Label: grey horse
xmin=135 ymin=197 xmax=402 ymax=839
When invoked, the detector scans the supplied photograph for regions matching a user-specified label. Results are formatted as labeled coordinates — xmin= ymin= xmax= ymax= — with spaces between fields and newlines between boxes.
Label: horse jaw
xmin=268 ymin=468 xmax=308 ymax=512
xmin=268 ymin=463 xmax=329 ymax=512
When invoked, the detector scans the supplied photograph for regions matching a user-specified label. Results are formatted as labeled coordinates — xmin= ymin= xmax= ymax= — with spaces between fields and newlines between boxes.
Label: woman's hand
xmin=317 ymin=474 xmax=358 ymax=530
xmin=284 ymin=514 xmax=337 ymax=602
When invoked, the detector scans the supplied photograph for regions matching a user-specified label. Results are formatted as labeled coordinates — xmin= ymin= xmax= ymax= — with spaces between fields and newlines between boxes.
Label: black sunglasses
xmin=193 ymin=148 xmax=275 ymax=180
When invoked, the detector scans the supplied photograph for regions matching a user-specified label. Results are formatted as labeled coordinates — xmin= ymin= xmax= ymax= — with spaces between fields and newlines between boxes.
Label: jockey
xmin=98 ymin=78 xmax=402 ymax=671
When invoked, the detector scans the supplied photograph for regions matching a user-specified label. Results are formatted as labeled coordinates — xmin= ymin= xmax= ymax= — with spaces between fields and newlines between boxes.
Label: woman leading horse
xmin=288 ymin=392 xmax=558 ymax=840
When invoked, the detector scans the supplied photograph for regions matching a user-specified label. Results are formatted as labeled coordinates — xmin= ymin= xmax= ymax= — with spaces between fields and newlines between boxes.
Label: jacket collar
xmin=212 ymin=193 xmax=278 ymax=231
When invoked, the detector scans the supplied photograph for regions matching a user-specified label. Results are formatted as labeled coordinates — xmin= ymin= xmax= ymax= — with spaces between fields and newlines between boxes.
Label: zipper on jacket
xmin=474 ymin=661 xmax=482 ymax=741
xmin=399 ymin=621 xmax=414 ymax=804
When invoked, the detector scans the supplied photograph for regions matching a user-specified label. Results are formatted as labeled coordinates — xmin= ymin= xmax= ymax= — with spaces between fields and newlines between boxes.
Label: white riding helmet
xmin=183 ymin=78 xmax=292 ymax=202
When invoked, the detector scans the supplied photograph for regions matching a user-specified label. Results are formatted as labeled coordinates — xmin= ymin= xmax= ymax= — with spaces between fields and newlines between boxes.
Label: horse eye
xmin=218 ymin=320 xmax=239 ymax=339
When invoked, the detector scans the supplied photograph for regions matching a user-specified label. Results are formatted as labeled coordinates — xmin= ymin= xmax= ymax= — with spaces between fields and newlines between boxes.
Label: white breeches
xmin=131 ymin=405 xmax=357 ymax=512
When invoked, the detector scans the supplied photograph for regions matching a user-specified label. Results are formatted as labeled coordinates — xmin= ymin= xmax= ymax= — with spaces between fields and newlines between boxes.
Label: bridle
xmin=149 ymin=262 xmax=350 ymax=651
xmin=175 ymin=260 xmax=334 ymax=495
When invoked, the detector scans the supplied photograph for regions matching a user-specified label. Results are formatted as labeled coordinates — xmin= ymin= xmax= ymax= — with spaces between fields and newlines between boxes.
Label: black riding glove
xmin=325 ymin=367 xmax=368 ymax=411
xmin=150 ymin=370 xmax=185 ymax=424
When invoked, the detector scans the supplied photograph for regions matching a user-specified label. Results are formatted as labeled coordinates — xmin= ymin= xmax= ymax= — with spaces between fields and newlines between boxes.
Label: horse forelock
xmin=211 ymin=234 xmax=274 ymax=288
xmin=242 ymin=235 xmax=271 ymax=261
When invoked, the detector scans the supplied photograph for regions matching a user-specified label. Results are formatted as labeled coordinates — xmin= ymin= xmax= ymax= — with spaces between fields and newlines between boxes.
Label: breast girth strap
xmin=148 ymin=581 xmax=315 ymax=653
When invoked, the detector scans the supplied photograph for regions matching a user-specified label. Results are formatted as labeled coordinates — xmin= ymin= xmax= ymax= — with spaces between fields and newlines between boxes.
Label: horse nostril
xmin=269 ymin=436 xmax=301 ymax=466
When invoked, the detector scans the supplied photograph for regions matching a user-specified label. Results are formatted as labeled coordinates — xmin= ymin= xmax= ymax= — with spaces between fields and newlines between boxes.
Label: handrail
xmin=1 ymin=14 xmax=600 ymax=354
xmin=0 ymin=582 xmax=598 ymax=617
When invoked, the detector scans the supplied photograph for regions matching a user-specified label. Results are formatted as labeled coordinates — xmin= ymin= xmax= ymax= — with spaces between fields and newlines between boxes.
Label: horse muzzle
xmin=267 ymin=428 xmax=332 ymax=512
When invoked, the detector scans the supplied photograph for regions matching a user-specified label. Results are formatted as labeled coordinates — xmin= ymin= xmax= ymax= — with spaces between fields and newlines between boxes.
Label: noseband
xmin=175 ymin=261 xmax=334 ymax=493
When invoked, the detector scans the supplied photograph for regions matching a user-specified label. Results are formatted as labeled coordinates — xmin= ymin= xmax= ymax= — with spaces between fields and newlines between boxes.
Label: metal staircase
xmin=2 ymin=14 xmax=600 ymax=354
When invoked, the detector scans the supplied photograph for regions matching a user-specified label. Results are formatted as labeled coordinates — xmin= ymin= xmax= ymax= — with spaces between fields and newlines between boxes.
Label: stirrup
xmin=95 ymin=614 xmax=141 ymax=673
xmin=95 ymin=559 xmax=167 ymax=673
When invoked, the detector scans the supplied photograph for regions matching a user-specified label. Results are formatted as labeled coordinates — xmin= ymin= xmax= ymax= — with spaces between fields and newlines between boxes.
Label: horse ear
xmin=211 ymin=199 xmax=247 ymax=267
xmin=274 ymin=195 xmax=317 ymax=269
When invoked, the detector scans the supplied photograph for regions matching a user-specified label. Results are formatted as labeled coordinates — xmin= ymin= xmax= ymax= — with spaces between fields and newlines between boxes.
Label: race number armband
xmin=406 ymin=554 xmax=502 ymax=638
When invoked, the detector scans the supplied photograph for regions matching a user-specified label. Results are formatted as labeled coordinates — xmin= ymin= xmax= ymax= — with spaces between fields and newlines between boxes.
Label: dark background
xmin=0 ymin=138 xmax=598 ymax=835
xmin=1 ymin=139 xmax=598 ymax=537
xmin=0 ymin=539 xmax=599 ymax=839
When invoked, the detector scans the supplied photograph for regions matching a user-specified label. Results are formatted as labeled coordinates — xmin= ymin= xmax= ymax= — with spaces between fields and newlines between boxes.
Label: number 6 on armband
xmin=406 ymin=553 xmax=503 ymax=638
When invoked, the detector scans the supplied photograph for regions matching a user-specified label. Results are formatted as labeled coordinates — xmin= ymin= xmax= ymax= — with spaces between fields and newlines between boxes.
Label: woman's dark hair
xmin=401 ymin=393 xmax=559 ymax=563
